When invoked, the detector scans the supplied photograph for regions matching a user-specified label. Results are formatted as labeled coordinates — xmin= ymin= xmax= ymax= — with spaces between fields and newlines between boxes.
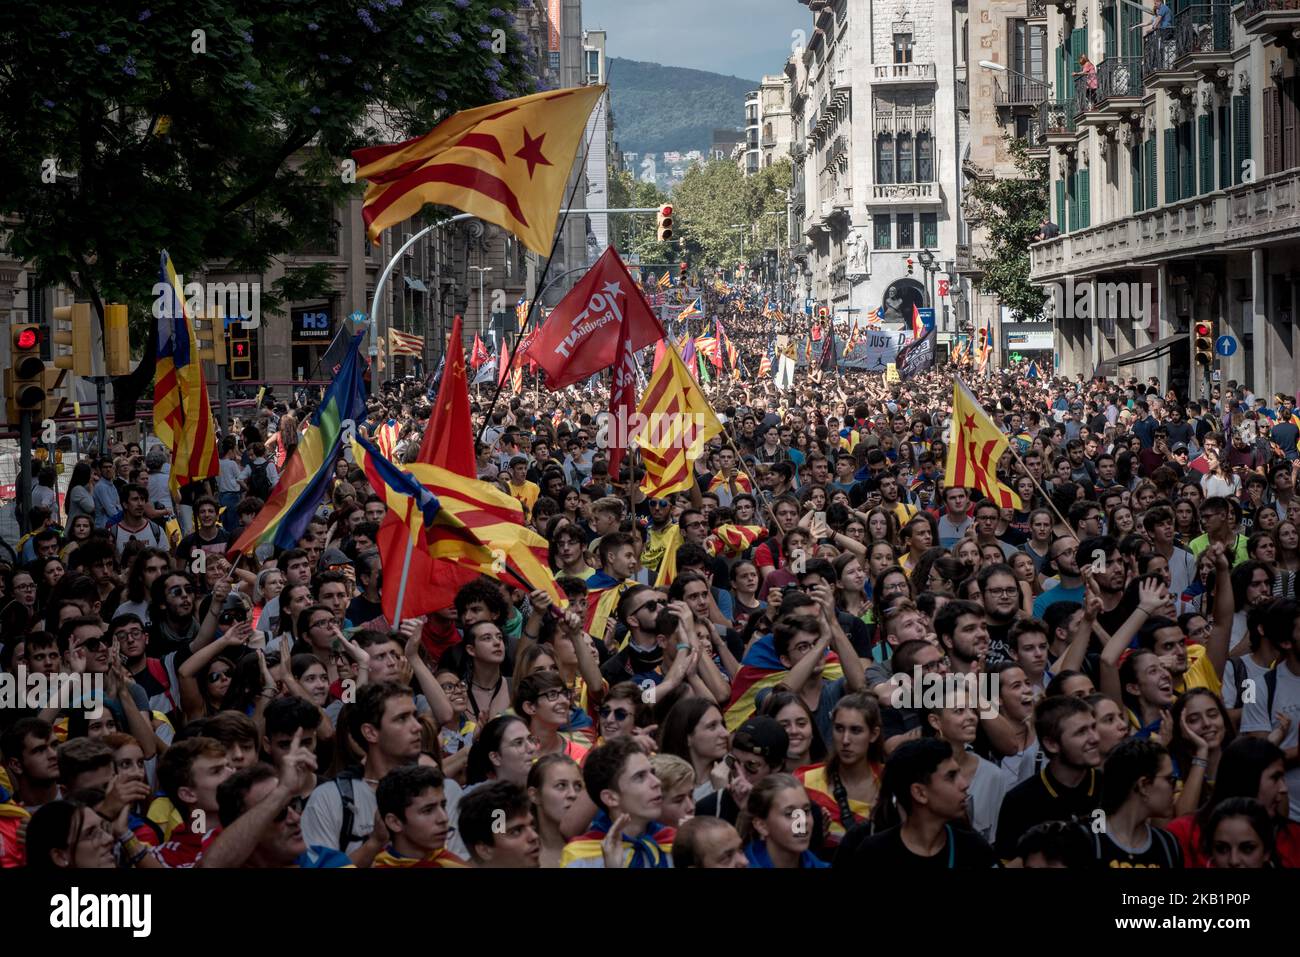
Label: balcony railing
xmin=870 ymin=182 xmax=939 ymax=201
xmin=872 ymin=62 xmax=937 ymax=82
xmin=995 ymin=74 xmax=1049 ymax=107
xmin=874 ymin=107 xmax=935 ymax=135
xmin=1039 ymin=99 xmax=1076 ymax=138
xmin=1241 ymin=0 xmax=1300 ymax=36
xmin=1097 ymin=56 xmax=1144 ymax=101
xmin=1142 ymin=5 xmax=1231 ymax=75
xmin=761 ymin=134 xmax=777 ymax=148
xmin=1027 ymin=0 xmax=1047 ymax=15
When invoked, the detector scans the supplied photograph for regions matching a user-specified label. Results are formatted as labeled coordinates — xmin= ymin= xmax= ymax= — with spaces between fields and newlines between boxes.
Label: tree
xmin=669 ymin=159 xmax=750 ymax=268
xmin=606 ymin=167 xmax=671 ymax=263
xmin=0 ymin=0 xmax=536 ymax=346
xmin=961 ymin=136 xmax=1049 ymax=321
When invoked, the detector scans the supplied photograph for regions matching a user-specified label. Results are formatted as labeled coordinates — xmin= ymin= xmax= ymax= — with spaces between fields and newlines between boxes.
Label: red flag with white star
xmin=523 ymin=246 xmax=666 ymax=390
xmin=353 ymin=86 xmax=605 ymax=254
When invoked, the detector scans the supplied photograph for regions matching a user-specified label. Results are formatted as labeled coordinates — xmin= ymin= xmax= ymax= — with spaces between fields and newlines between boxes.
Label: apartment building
xmin=786 ymin=0 xmax=965 ymax=347
xmin=1028 ymin=0 xmax=1300 ymax=399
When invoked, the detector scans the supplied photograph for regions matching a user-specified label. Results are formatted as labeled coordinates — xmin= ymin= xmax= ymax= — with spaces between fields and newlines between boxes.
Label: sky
xmin=581 ymin=0 xmax=810 ymax=81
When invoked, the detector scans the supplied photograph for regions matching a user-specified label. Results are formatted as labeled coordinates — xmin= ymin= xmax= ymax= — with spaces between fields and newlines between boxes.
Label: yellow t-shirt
xmin=1176 ymin=641 xmax=1223 ymax=697
xmin=508 ymin=479 xmax=540 ymax=519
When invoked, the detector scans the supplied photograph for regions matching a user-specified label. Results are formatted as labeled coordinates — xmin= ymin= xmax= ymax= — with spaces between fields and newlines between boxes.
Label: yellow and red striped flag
xmin=154 ymin=251 xmax=219 ymax=494
xmin=945 ymin=378 xmax=1022 ymax=509
xmin=637 ymin=344 xmax=724 ymax=498
xmin=353 ymin=86 xmax=605 ymax=254
xmin=388 ymin=327 xmax=424 ymax=357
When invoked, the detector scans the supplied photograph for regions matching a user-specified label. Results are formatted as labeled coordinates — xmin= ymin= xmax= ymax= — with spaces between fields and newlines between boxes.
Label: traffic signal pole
xmin=17 ymin=410 xmax=32 ymax=535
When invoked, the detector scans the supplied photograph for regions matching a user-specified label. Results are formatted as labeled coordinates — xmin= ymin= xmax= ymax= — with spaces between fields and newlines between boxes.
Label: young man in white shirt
xmin=1241 ymin=597 xmax=1300 ymax=822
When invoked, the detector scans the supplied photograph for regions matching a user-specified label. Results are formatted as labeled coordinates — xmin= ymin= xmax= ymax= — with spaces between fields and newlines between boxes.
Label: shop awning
xmin=403 ymin=276 xmax=429 ymax=292
xmin=1094 ymin=333 xmax=1184 ymax=379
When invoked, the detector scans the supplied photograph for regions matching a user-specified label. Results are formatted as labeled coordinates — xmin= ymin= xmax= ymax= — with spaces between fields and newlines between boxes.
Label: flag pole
xmin=952 ymin=376 xmax=1078 ymax=543
xmin=391 ymin=500 xmax=418 ymax=628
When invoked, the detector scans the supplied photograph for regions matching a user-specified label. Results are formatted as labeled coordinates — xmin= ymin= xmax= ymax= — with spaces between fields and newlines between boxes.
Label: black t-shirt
xmin=984 ymin=620 xmax=1015 ymax=668
xmin=995 ymin=766 xmax=1103 ymax=860
xmin=835 ymin=823 xmax=998 ymax=869
xmin=347 ymin=595 xmax=384 ymax=626
xmin=1086 ymin=823 xmax=1183 ymax=869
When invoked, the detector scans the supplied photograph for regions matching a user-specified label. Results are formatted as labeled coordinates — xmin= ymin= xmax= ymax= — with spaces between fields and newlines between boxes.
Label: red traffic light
xmin=233 ymin=342 xmax=248 ymax=357
xmin=14 ymin=327 xmax=38 ymax=350
xmin=660 ymin=204 xmax=673 ymax=217
xmin=1195 ymin=322 xmax=1211 ymax=337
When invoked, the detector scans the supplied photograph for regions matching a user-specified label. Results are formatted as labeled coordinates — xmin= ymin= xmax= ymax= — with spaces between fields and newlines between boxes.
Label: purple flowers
xmin=242 ymin=79 xmax=256 ymax=91
xmin=477 ymin=39 xmax=493 ymax=49
xmin=319 ymin=52 xmax=330 ymax=61
xmin=490 ymin=7 xmax=507 ymax=17
xmin=307 ymin=21 xmax=319 ymax=30
xmin=241 ymin=31 xmax=253 ymax=44
xmin=42 ymin=98 xmax=55 ymax=108
xmin=430 ymin=10 xmax=444 ymax=21
xmin=414 ymin=34 xmax=425 ymax=44
xmin=338 ymin=55 xmax=352 ymax=64
xmin=95 ymin=43 xmax=110 ymax=54
xmin=478 ymin=23 xmax=491 ymax=33
xmin=447 ymin=31 xmax=462 ymax=44
xmin=490 ymin=83 xmax=509 ymax=100
xmin=361 ymin=81 xmax=373 ymax=92
xmin=123 ymin=55 xmax=137 ymax=76
xmin=310 ymin=106 xmax=322 ymax=115
xmin=57 ymin=30 xmax=70 ymax=38
xmin=453 ymin=0 xmax=470 ymax=8
xmin=437 ymin=89 xmax=449 ymax=101
xmin=138 ymin=9 xmax=152 ymax=21
xmin=356 ymin=7 xmax=376 ymax=30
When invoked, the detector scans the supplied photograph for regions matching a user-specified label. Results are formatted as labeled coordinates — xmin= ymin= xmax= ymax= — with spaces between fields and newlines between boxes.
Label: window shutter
xmin=1218 ymin=106 xmax=1231 ymax=189
xmin=1264 ymin=86 xmax=1279 ymax=177
xmin=1146 ymin=137 xmax=1158 ymax=208
xmin=1056 ymin=178 xmax=1066 ymax=230
xmin=1132 ymin=138 xmax=1144 ymax=212
xmin=1180 ymin=121 xmax=1196 ymax=200
xmin=1104 ymin=5 xmax=1116 ymax=59
xmin=1165 ymin=127 xmax=1178 ymax=203
xmin=1079 ymin=169 xmax=1090 ymax=228
xmin=1284 ymin=77 xmax=1299 ymax=172
xmin=1234 ymin=94 xmax=1252 ymax=185
xmin=1199 ymin=114 xmax=1213 ymax=194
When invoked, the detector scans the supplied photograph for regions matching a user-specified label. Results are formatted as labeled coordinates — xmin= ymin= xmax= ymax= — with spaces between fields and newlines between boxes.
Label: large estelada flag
xmin=353 ymin=86 xmax=605 ymax=254
xmin=232 ymin=332 xmax=368 ymax=553
xmin=637 ymin=344 xmax=724 ymax=498
xmin=154 ymin=251 xmax=219 ymax=493
xmin=945 ymin=378 xmax=1022 ymax=509
xmin=389 ymin=327 xmax=424 ymax=357
xmin=724 ymin=635 xmax=843 ymax=732
xmin=524 ymin=246 xmax=665 ymax=389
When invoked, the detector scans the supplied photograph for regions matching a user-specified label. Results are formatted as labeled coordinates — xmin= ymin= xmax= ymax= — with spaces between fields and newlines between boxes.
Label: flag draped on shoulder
xmin=353 ymin=86 xmax=605 ymax=254
xmin=636 ymin=344 xmax=724 ymax=498
xmin=231 ymin=332 xmax=368 ymax=554
xmin=724 ymin=635 xmax=843 ymax=731
xmin=945 ymin=378 xmax=1022 ymax=509
xmin=154 ymin=251 xmax=219 ymax=493
xmin=524 ymin=246 xmax=665 ymax=389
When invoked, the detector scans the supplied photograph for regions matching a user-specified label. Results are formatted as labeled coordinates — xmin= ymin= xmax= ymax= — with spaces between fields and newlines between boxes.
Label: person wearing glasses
xmin=515 ymin=670 xmax=589 ymax=764
xmin=599 ymin=585 xmax=669 ymax=687
xmin=147 ymin=570 xmax=203 ymax=654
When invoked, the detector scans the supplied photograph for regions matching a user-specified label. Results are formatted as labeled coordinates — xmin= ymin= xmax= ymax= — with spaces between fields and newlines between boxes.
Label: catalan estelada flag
xmin=560 ymin=810 xmax=674 ymax=868
xmin=353 ymin=435 xmax=495 ymax=575
xmin=154 ymin=251 xmax=219 ymax=494
xmin=353 ymin=86 xmax=605 ymax=254
xmin=637 ymin=344 xmax=724 ymax=498
xmin=388 ymin=327 xmax=424 ymax=357
xmin=678 ymin=297 xmax=702 ymax=321
xmin=231 ymin=332 xmax=368 ymax=554
xmin=724 ymin=635 xmax=843 ymax=732
xmin=945 ymin=377 xmax=1022 ymax=509
xmin=656 ymin=270 xmax=672 ymax=289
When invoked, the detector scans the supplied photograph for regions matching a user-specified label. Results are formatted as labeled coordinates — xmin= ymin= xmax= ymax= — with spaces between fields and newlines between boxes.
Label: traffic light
xmin=907 ymin=258 xmax=915 ymax=276
xmin=228 ymin=323 xmax=253 ymax=380
xmin=657 ymin=204 xmax=674 ymax=241
xmin=679 ymin=260 xmax=688 ymax=275
xmin=52 ymin=303 xmax=93 ymax=377
xmin=8 ymin=324 xmax=46 ymax=414
xmin=1194 ymin=321 xmax=1214 ymax=367
xmin=103 ymin=304 xmax=130 ymax=376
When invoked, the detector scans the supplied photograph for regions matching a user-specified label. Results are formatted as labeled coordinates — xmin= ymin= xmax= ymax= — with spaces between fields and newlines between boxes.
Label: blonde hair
xmin=649 ymin=752 xmax=695 ymax=794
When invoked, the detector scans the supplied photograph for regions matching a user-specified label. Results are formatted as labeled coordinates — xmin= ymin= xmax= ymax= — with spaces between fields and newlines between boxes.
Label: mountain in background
xmin=607 ymin=57 xmax=756 ymax=155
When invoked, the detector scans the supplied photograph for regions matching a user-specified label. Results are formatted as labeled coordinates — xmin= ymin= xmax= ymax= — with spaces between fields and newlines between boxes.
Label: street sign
xmin=1214 ymin=335 xmax=1237 ymax=357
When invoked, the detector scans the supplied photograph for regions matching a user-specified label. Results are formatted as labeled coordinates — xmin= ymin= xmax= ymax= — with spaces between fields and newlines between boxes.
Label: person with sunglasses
xmin=148 ymin=570 xmax=202 ymax=654
xmin=599 ymin=585 xmax=669 ymax=687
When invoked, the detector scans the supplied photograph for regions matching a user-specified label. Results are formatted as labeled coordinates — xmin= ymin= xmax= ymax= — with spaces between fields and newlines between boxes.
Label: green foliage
xmin=667 ymin=157 xmax=791 ymax=268
xmin=0 ymin=0 xmax=535 ymax=342
xmin=962 ymin=137 xmax=1049 ymax=321
xmin=607 ymin=58 xmax=755 ymax=154
xmin=607 ymin=167 xmax=672 ymax=262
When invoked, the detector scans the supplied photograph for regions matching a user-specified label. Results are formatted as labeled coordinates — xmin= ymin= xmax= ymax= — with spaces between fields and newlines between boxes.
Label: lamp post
xmin=916 ymin=249 xmax=937 ymax=310
xmin=468 ymin=265 xmax=493 ymax=346
xmin=942 ymin=258 xmax=956 ymax=334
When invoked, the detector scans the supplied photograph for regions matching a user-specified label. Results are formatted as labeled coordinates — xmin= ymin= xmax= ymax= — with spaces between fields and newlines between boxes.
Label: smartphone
xmin=814 ymin=510 xmax=826 ymax=526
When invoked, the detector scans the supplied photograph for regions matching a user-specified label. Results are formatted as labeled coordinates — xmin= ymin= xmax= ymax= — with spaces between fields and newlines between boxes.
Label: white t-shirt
xmin=967 ymin=754 xmax=1013 ymax=845
xmin=1241 ymin=659 xmax=1300 ymax=822
xmin=1222 ymin=654 xmax=1272 ymax=710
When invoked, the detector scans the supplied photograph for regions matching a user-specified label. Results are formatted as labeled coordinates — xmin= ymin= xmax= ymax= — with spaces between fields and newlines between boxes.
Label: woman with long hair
xmin=527 ymin=753 xmax=583 ymax=868
xmin=864 ymin=507 xmax=901 ymax=548
xmin=758 ymin=689 xmax=828 ymax=772
xmin=1173 ymin=497 xmax=1203 ymax=545
xmin=729 ymin=559 xmax=765 ymax=630
xmin=25 ymin=800 xmax=120 ymax=870
xmin=922 ymin=696 xmax=1010 ymax=845
xmin=115 ymin=547 xmax=171 ymax=626
xmin=658 ymin=697 xmax=730 ymax=804
xmin=911 ymin=547 xmax=959 ymax=596
xmin=1201 ymin=449 xmax=1240 ymax=499
xmin=36 ymin=556 xmax=65 ymax=613
xmin=65 ymin=462 xmax=96 ymax=527
xmin=862 ymin=539 xmax=897 ymax=603
xmin=1165 ymin=737 xmax=1300 ymax=867
xmin=832 ymin=552 xmax=869 ymax=621
xmin=1169 ymin=688 xmax=1235 ymax=816
xmin=738 ymin=774 xmax=829 ymax=868
xmin=1201 ymin=798 xmax=1278 ymax=868
xmin=795 ymin=693 xmax=883 ymax=852
xmin=954 ymin=538 xmax=981 ymax=576
xmin=1277 ymin=520 xmax=1300 ymax=573
xmin=1024 ymin=508 xmax=1054 ymax=572
xmin=900 ymin=513 xmax=936 ymax=573
xmin=466 ymin=714 xmax=540 ymax=787
xmin=1107 ymin=504 xmax=1137 ymax=540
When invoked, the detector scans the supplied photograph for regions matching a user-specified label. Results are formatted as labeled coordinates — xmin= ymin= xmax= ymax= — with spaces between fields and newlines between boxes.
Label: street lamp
xmin=916 ymin=249 xmax=937 ymax=308
xmin=468 ymin=265 xmax=493 ymax=344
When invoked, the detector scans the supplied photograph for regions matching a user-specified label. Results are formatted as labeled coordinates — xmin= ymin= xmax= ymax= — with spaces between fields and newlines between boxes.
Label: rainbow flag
xmin=724 ymin=635 xmax=843 ymax=732
xmin=154 ymin=250 xmax=219 ymax=494
xmin=231 ymin=332 xmax=367 ymax=554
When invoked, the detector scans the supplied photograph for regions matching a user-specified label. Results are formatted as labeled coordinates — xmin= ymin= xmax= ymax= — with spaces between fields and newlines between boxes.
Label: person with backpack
xmin=1241 ymin=597 xmax=1300 ymax=823
xmin=242 ymin=441 xmax=278 ymax=503
xmin=1088 ymin=738 xmax=1182 ymax=867
xmin=1222 ymin=599 xmax=1288 ymax=728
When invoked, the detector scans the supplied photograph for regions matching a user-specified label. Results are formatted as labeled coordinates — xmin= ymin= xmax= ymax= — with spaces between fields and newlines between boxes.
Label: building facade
xmin=786 ymin=0 xmax=966 ymax=347
xmin=744 ymin=91 xmax=762 ymax=175
xmin=1028 ymin=0 xmax=1300 ymax=399
xmin=757 ymin=75 xmax=796 ymax=171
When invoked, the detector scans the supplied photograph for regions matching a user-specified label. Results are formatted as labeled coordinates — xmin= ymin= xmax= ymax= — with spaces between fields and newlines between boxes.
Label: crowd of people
xmin=2 ymin=298 xmax=1299 ymax=871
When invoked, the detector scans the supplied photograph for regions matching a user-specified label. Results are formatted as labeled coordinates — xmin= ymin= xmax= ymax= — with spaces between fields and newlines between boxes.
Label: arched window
xmin=917 ymin=132 xmax=933 ymax=182
xmin=877 ymin=134 xmax=895 ymax=184
xmin=897 ymin=133 xmax=914 ymax=183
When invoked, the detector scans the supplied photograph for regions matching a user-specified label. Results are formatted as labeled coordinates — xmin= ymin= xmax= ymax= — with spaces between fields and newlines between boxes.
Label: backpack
xmin=247 ymin=461 xmax=273 ymax=501
xmin=334 ymin=769 xmax=368 ymax=852
xmin=145 ymin=657 xmax=178 ymax=713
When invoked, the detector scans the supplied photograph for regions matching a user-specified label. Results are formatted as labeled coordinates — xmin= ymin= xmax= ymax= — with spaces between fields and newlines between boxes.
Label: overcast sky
xmin=582 ymin=0 xmax=810 ymax=81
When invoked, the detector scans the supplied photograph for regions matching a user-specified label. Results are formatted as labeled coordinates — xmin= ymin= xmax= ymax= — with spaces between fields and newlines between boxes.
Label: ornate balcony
xmin=867 ymin=182 xmax=942 ymax=205
xmin=1142 ymin=5 xmax=1232 ymax=89
xmin=1028 ymin=0 xmax=1047 ymax=15
xmin=1240 ymin=0 xmax=1300 ymax=41
xmin=872 ymin=62 xmax=938 ymax=84
xmin=1040 ymin=99 xmax=1077 ymax=148
xmin=1074 ymin=57 xmax=1145 ymax=125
